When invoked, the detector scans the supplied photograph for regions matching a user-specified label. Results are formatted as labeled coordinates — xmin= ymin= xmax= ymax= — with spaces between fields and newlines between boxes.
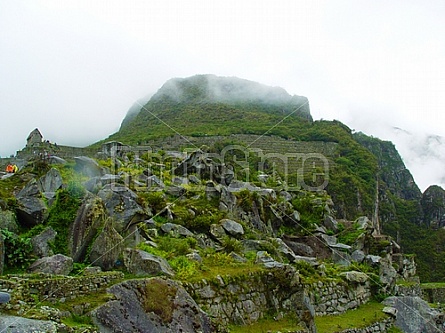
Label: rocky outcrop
xmin=69 ymin=195 xmax=107 ymax=263
xmin=89 ymin=221 xmax=124 ymax=270
xmin=383 ymin=296 xmax=444 ymax=333
xmin=92 ymin=278 xmax=216 ymax=333
xmin=28 ymin=254 xmax=73 ymax=275
xmin=421 ymin=185 xmax=445 ymax=228
xmin=123 ymin=248 xmax=174 ymax=277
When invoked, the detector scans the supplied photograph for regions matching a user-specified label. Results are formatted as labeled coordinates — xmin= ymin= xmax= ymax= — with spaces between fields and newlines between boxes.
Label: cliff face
xmin=422 ymin=185 xmax=445 ymax=228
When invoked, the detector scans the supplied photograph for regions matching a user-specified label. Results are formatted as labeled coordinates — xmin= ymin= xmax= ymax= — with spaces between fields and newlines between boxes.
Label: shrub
xmin=1 ymin=229 xmax=35 ymax=270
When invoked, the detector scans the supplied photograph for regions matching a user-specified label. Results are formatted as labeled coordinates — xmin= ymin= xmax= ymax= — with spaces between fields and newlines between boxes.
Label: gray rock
xmin=89 ymin=222 xmax=124 ymax=270
xmin=258 ymin=173 xmax=269 ymax=182
xmin=123 ymin=248 xmax=174 ymax=277
xmin=332 ymin=250 xmax=352 ymax=267
xmin=161 ymin=223 xmax=194 ymax=238
xmin=283 ymin=240 xmax=314 ymax=257
xmin=323 ymin=215 xmax=339 ymax=232
xmin=15 ymin=196 xmax=48 ymax=227
xmin=147 ymin=175 xmax=165 ymax=189
xmin=294 ymin=255 xmax=318 ymax=266
xmin=165 ymin=185 xmax=186 ymax=197
xmin=221 ymin=219 xmax=244 ymax=237
xmin=97 ymin=184 xmax=148 ymax=231
xmin=329 ymin=243 xmax=352 ymax=252
xmin=28 ymin=254 xmax=73 ymax=275
xmin=31 ymin=227 xmax=57 ymax=258
xmin=320 ymin=233 xmax=337 ymax=246
xmin=69 ymin=195 xmax=107 ymax=263
xmin=205 ymin=181 xmax=221 ymax=200
xmin=188 ymin=174 xmax=201 ymax=184
xmin=92 ymin=278 xmax=215 ymax=333
xmin=351 ymin=249 xmax=366 ymax=263
xmin=273 ymin=237 xmax=298 ymax=263
xmin=382 ymin=306 xmax=398 ymax=317
xmin=356 ymin=216 xmax=371 ymax=230
xmin=209 ymin=223 xmax=226 ymax=242
xmin=339 ymin=271 xmax=368 ymax=283
xmin=0 ymin=292 xmax=10 ymax=303
xmin=365 ymin=255 xmax=381 ymax=266
xmin=186 ymin=251 xmax=203 ymax=263
xmin=48 ymin=155 xmax=67 ymax=165
xmin=0 ymin=210 xmax=19 ymax=233
xmin=279 ymin=190 xmax=293 ymax=201
xmin=38 ymin=168 xmax=63 ymax=193
xmin=383 ymin=296 xmax=444 ymax=333
xmin=74 ymin=156 xmax=104 ymax=178
xmin=380 ymin=257 xmax=398 ymax=292
xmin=229 ymin=252 xmax=247 ymax=263
xmin=255 ymin=251 xmax=284 ymax=268
xmin=0 ymin=315 xmax=58 ymax=333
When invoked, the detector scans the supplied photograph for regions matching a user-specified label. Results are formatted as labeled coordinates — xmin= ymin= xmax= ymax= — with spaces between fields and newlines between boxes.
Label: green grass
xmin=421 ymin=282 xmax=445 ymax=289
xmin=314 ymin=301 xmax=388 ymax=333
xmin=228 ymin=314 xmax=305 ymax=333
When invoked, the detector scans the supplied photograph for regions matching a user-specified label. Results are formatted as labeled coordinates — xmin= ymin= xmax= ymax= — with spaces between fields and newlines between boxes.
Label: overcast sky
xmin=1 ymin=1 xmax=444 ymax=191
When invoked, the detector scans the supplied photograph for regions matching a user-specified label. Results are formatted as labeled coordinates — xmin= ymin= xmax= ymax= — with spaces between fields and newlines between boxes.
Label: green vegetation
xmin=1 ymin=228 xmax=35 ymax=270
xmin=143 ymin=279 xmax=177 ymax=323
xmin=45 ymin=187 xmax=84 ymax=255
xmin=314 ymin=301 xmax=388 ymax=332
xmin=228 ymin=314 xmax=304 ymax=333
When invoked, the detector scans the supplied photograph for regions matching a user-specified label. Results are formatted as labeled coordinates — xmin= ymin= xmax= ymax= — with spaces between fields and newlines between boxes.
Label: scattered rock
xmin=161 ymin=223 xmax=194 ymax=238
xmin=123 ymin=248 xmax=174 ymax=277
xmin=255 ymin=251 xmax=284 ymax=268
xmin=351 ymin=249 xmax=366 ymax=263
xmin=220 ymin=219 xmax=244 ymax=237
xmin=28 ymin=254 xmax=73 ymax=275
xmin=323 ymin=215 xmax=338 ymax=232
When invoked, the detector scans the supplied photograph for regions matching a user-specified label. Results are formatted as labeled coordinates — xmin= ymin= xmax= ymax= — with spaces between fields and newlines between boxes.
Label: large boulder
xmin=15 ymin=179 xmax=48 ymax=227
xmin=89 ymin=222 xmax=124 ymax=270
xmin=31 ymin=227 xmax=57 ymax=258
xmin=92 ymin=278 xmax=215 ymax=333
xmin=74 ymin=156 xmax=104 ymax=178
xmin=69 ymin=195 xmax=107 ymax=263
xmin=97 ymin=184 xmax=148 ymax=231
xmin=383 ymin=296 xmax=444 ymax=333
xmin=123 ymin=248 xmax=174 ymax=277
xmin=28 ymin=254 xmax=73 ymax=275
xmin=0 ymin=315 xmax=58 ymax=333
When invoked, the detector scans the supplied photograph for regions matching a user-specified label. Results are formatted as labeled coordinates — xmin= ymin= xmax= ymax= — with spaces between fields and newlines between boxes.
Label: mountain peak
xmin=151 ymin=74 xmax=310 ymax=114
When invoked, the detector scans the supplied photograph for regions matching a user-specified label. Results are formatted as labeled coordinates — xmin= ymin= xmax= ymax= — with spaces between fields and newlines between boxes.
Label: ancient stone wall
xmin=307 ymin=279 xmax=371 ymax=316
xmin=0 ymin=272 xmax=123 ymax=312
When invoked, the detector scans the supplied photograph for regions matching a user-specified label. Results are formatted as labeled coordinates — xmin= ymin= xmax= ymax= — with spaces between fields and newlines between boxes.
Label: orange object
xmin=5 ymin=164 xmax=14 ymax=173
